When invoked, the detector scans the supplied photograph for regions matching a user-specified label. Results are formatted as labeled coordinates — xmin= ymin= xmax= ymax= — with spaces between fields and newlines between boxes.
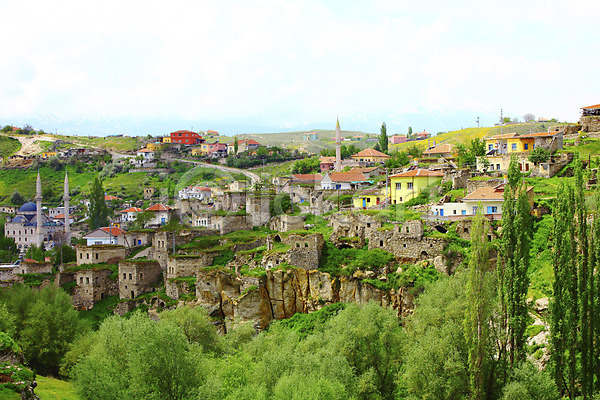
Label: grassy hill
xmin=389 ymin=122 xmax=569 ymax=153
xmin=235 ymin=129 xmax=375 ymax=154
xmin=0 ymin=136 xmax=21 ymax=158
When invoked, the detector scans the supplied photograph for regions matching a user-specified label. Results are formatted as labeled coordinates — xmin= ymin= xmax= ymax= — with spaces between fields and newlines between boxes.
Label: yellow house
xmin=353 ymin=188 xmax=387 ymax=209
xmin=351 ymin=148 xmax=391 ymax=164
xmin=147 ymin=142 xmax=167 ymax=151
xmin=40 ymin=151 xmax=57 ymax=159
xmin=162 ymin=136 xmax=171 ymax=143
xmin=191 ymin=147 xmax=202 ymax=156
xmin=506 ymin=137 xmax=534 ymax=153
xmin=389 ymin=169 xmax=444 ymax=204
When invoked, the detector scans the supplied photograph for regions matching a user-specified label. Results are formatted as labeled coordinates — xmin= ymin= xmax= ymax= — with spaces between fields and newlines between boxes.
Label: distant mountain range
xmin=2 ymin=109 xmax=509 ymax=138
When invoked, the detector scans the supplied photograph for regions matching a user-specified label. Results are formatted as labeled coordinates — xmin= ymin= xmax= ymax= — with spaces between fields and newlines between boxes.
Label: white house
xmin=178 ymin=186 xmax=212 ymax=200
xmin=145 ymin=203 xmax=171 ymax=227
xmin=320 ymin=171 xmax=369 ymax=190
xmin=136 ymin=148 xmax=155 ymax=161
xmin=119 ymin=207 xmax=143 ymax=223
xmin=83 ymin=227 xmax=126 ymax=246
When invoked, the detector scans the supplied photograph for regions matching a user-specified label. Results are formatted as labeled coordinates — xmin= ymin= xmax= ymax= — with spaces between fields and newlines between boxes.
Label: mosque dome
xmin=18 ymin=202 xmax=37 ymax=213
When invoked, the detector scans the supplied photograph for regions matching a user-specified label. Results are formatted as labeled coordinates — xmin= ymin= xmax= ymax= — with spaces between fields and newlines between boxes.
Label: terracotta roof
xmin=240 ymin=139 xmax=260 ymax=145
xmin=348 ymin=167 xmax=379 ymax=173
xmin=146 ymin=203 xmax=171 ymax=212
xmin=423 ymin=144 xmax=456 ymax=155
xmin=104 ymin=195 xmax=121 ymax=201
xmin=486 ymin=133 xmax=520 ymax=140
xmin=519 ymin=131 xmax=559 ymax=138
xmin=351 ymin=148 xmax=391 ymax=158
xmin=185 ymin=186 xmax=212 ymax=192
xmin=54 ymin=213 xmax=65 ymax=219
xmin=581 ymin=104 xmax=600 ymax=110
xmin=389 ymin=169 xmax=445 ymax=178
xmin=326 ymin=172 xmax=368 ymax=182
xmin=416 ymin=131 xmax=431 ymax=136
xmin=463 ymin=185 xmax=534 ymax=201
xmin=462 ymin=186 xmax=505 ymax=201
xmin=100 ymin=227 xmax=126 ymax=236
xmin=292 ymin=174 xmax=323 ymax=182
xmin=136 ymin=148 xmax=154 ymax=153
xmin=319 ymin=156 xmax=336 ymax=163
xmin=170 ymin=130 xmax=197 ymax=134
xmin=120 ymin=207 xmax=143 ymax=213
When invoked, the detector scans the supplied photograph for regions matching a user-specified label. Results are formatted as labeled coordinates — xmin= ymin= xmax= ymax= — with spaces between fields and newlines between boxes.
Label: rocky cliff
xmin=194 ymin=268 xmax=415 ymax=332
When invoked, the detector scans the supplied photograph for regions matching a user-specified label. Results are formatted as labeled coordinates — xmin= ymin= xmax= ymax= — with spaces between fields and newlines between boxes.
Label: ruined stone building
xmin=118 ymin=260 xmax=162 ymax=299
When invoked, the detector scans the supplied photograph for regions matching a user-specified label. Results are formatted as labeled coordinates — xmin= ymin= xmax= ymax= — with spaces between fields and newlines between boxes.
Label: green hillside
xmin=0 ymin=136 xmax=21 ymax=158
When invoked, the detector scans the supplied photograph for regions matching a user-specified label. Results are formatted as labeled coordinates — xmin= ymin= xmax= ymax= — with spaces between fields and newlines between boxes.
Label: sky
xmin=1 ymin=0 xmax=599 ymax=136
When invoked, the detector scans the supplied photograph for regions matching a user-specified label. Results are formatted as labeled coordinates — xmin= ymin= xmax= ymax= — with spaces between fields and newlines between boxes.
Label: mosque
xmin=3 ymin=172 xmax=71 ymax=251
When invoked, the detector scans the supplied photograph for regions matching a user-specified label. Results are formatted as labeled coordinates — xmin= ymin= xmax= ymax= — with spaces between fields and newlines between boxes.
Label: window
xmin=472 ymin=206 xmax=478 ymax=214
xmin=379 ymin=240 xmax=383 ymax=246
xmin=407 ymin=182 xmax=413 ymax=189
xmin=524 ymin=143 xmax=528 ymax=150
xmin=497 ymin=164 xmax=500 ymax=170
xmin=129 ymin=273 xmax=132 ymax=280
xmin=123 ymin=273 xmax=126 ymax=279
xmin=511 ymin=143 xmax=517 ymax=150
xmin=488 ymin=144 xmax=493 ymax=150
xmin=86 ymin=277 xmax=89 ymax=284
xmin=395 ymin=183 xmax=401 ymax=190
xmin=490 ymin=165 xmax=494 ymax=171
xmin=453 ymin=209 xmax=457 ymax=215
xmin=486 ymin=206 xmax=498 ymax=213
xmin=462 ymin=210 xmax=466 ymax=215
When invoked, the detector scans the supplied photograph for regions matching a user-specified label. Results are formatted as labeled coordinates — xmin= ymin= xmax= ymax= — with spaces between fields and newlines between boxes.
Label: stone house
xmin=246 ymin=194 xmax=273 ymax=227
xmin=118 ymin=260 xmax=162 ymax=300
xmin=368 ymin=220 xmax=447 ymax=261
xmin=16 ymin=259 xmax=52 ymax=275
xmin=76 ymin=245 xmax=126 ymax=266
xmin=71 ymin=268 xmax=118 ymax=309
xmin=269 ymin=215 xmax=305 ymax=232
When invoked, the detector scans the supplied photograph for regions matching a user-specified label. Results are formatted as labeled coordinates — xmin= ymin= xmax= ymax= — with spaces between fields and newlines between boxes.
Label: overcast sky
xmin=1 ymin=0 xmax=599 ymax=135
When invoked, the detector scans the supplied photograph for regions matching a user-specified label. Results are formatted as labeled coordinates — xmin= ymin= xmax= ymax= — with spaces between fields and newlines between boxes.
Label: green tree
xmin=234 ymin=136 xmax=238 ymax=155
xmin=17 ymin=286 xmax=87 ymax=376
xmin=270 ymin=193 xmax=291 ymax=216
xmin=379 ymin=122 xmax=388 ymax=154
xmin=73 ymin=313 xmax=204 ymax=400
xmin=406 ymin=144 xmax=422 ymax=158
xmin=470 ymin=138 xmax=486 ymax=157
xmin=291 ymin=157 xmax=319 ymax=174
xmin=159 ymin=305 xmax=222 ymax=353
xmin=88 ymin=177 xmax=109 ymax=229
xmin=528 ymin=147 xmax=550 ymax=164
xmin=407 ymin=126 xmax=413 ymax=138
xmin=385 ymin=150 xmax=410 ymax=169
xmin=0 ymin=219 xmax=18 ymax=263
xmin=499 ymin=156 xmax=532 ymax=367
xmin=550 ymin=179 xmax=576 ymax=398
xmin=465 ymin=210 xmax=495 ymax=400
xmin=10 ymin=190 xmax=24 ymax=205
xmin=24 ymin=243 xmax=45 ymax=262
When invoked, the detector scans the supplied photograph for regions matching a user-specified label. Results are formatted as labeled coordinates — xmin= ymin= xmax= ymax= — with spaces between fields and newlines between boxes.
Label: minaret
xmin=335 ymin=117 xmax=342 ymax=171
xmin=35 ymin=171 xmax=43 ymax=247
xmin=63 ymin=172 xmax=71 ymax=244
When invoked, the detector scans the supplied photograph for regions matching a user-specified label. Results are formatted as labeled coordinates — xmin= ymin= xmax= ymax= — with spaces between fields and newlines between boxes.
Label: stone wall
xmin=18 ymin=260 xmax=52 ymax=275
xmin=580 ymin=116 xmax=600 ymax=133
xmin=122 ymin=231 xmax=154 ymax=248
xmin=269 ymin=215 xmax=305 ymax=232
xmin=118 ymin=260 xmax=162 ymax=299
xmin=328 ymin=213 xmax=383 ymax=247
xmin=222 ymin=192 xmax=246 ymax=212
xmin=283 ymin=233 xmax=325 ymax=270
xmin=368 ymin=230 xmax=446 ymax=261
xmin=442 ymin=169 xmax=471 ymax=189
xmin=246 ymin=194 xmax=273 ymax=227
xmin=72 ymin=268 xmax=118 ymax=309
xmin=76 ymin=245 xmax=126 ymax=266
xmin=213 ymin=215 xmax=252 ymax=235
xmin=166 ymin=254 xmax=213 ymax=280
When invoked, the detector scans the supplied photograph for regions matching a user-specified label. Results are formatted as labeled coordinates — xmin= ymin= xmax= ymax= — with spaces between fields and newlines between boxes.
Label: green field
xmin=0 ymin=136 xmax=21 ymax=159
xmin=35 ymin=376 xmax=79 ymax=400
xmin=390 ymin=127 xmax=491 ymax=152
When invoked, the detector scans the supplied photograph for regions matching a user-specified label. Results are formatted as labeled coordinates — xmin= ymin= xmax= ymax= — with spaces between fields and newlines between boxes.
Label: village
xmin=0 ymin=104 xmax=599 ymax=331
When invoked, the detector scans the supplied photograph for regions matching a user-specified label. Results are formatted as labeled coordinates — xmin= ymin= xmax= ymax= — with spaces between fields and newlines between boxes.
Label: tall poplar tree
xmin=379 ymin=122 xmax=388 ymax=154
xmin=88 ymin=177 xmax=109 ymax=229
xmin=465 ymin=210 xmax=494 ymax=400
xmin=550 ymin=179 xmax=576 ymax=398
xmin=499 ymin=156 xmax=532 ymax=367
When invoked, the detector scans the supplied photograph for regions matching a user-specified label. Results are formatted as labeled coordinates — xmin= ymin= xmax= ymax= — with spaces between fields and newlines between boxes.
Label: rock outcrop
xmin=194 ymin=267 xmax=415 ymax=332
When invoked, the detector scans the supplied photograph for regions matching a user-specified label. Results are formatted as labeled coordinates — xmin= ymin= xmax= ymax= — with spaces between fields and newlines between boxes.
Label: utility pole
xmin=289 ymin=176 xmax=294 ymax=213
xmin=500 ymin=109 xmax=504 ymax=135
xmin=476 ymin=116 xmax=480 ymax=128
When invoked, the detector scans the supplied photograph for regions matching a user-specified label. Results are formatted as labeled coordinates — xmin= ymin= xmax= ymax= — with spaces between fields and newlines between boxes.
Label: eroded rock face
xmin=194 ymin=267 xmax=415 ymax=332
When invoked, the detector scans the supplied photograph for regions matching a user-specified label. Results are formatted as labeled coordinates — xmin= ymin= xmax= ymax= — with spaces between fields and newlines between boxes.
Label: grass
xmin=78 ymin=295 xmax=120 ymax=330
xmin=0 ymin=387 xmax=20 ymax=400
xmin=34 ymin=375 xmax=79 ymax=400
xmin=390 ymin=127 xmax=491 ymax=152
xmin=0 ymin=136 xmax=21 ymax=159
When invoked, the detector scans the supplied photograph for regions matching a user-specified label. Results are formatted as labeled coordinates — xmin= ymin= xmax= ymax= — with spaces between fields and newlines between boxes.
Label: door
xmin=440 ymin=209 xmax=444 ymax=216
xmin=363 ymin=199 xmax=367 ymax=208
